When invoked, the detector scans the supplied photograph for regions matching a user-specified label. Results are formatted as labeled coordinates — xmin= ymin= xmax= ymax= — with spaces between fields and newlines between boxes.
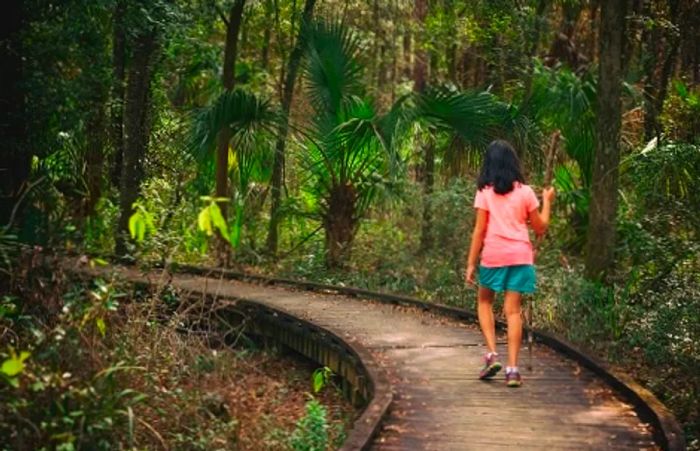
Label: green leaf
xmin=208 ymin=203 xmax=230 ymax=243
xmin=1 ymin=351 xmax=30 ymax=377
xmin=198 ymin=206 xmax=213 ymax=236
xmin=96 ymin=318 xmax=106 ymax=337
xmin=91 ymin=257 xmax=108 ymax=267
xmin=313 ymin=370 xmax=325 ymax=393
xmin=128 ymin=212 xmax=146 ymax=242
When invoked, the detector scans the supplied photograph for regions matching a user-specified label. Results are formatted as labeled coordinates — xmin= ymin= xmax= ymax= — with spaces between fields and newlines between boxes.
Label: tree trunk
xmin=414 ymin=0 xmax=433 ymax=252
xmin=266 ymin=0 xmax=317 ymax=255
xmin=584 ymin=1 xmax=626 ymax=281
xmin=651 ymin=0 xmax=682 ymax=138
xmin=420 ymin=142 xmax=435 ymax=252
xmin=216 ymin=0 xmax=246 ymax=221
xmin=642 ymin=0 xmax=682 ymax=141
xmin=0 ymin=0 xmax=29 ymax=227
xmin=261 ymin=0 xmax=272 ymax=70
xmin=84 ymin=99 xmax=107 ymax=217
xmin=324 ymin=183 xmax=357 ymax=268
xmin=521 ymin=0 xmax=548 ymax=108
xmin=115 ymin=29 xmax=158 ymax=255
xmin=110 ymin=0 xmax=127 ymax=188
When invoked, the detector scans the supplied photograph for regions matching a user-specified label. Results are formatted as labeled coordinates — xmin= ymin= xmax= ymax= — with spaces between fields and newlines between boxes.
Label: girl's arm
xmin=465 ymin=208 xmax=488 ymax=285
xmin=529 ymin=187 xmax=556 ymax=236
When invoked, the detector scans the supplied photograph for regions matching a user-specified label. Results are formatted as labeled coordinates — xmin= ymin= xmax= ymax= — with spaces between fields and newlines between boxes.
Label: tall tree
xmin=584 ymin=1 xmax=626 ymax=280
xmin=0 ymin=0 xmax=29 ymax=227
xmin=215 ymin=0 xmax=247 ymax=225
xmin=115 ymin=27 xmax=159 ymax=255
xmin=110 ymin=0 xmax=127 ymax=188
xmin=415 ymin=0 xmax=433 ymax=253
xmin=642 ymin=0 xmax=683 ymax=141
xmin=266 ymin=0 xmax=318 ymax=255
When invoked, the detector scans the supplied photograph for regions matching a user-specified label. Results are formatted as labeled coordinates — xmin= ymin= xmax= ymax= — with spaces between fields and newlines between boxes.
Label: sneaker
xmin=478 ymin=353 xmax=502 ymax=380
xmin=506 ymin=370 xmax=522 ymax=387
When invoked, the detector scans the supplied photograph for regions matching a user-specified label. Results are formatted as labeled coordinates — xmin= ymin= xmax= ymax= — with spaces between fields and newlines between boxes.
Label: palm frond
xmin=190 ymin=89 xmax=279 ymax=163
xmin=524 ymin=62 xmax=597 ymax=183
xmin=303 ymin=20 xmax=365 ymax=123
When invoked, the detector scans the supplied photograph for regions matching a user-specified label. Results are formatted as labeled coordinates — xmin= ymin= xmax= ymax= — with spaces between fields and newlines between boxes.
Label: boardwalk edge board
xmin=167 ymin=262 xmax=686 ymax=451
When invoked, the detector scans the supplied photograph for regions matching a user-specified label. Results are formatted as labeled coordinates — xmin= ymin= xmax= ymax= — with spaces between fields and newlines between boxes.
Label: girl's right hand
xmin=465 ymin=264 xmax=477 ymax=286
xmin=543 ymin=186 xmax=556 ymax=203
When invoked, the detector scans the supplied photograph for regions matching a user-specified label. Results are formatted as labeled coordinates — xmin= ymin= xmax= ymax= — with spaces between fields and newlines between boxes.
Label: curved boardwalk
xmin=157 ymin=271 xmax=657 ymax=451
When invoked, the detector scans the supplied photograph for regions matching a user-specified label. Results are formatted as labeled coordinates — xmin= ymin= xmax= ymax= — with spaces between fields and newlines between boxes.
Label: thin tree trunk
xmin=261 ymin=0 xmax=272 ymax=70
xmin=266 ymin=0 xmax=317 ymax=255
xmin=584 ymin=1 xmax=626 ymax=281
xmin=651 ymin=0 xmax=682 ymax=138
xmin=85 ymin=99 xmax=107 ymax=217
xmin=110 ymin=0 xmax=127 ymax=188
xmin=641 ymin=0 xmax=659 ymax=141
xmin=643 ymin=0 xmax=682 ymax=141
xmin=403 ymin=30 xmax=412 ymax=78
xmin=115 ymin=29 xmax=158 ymax=255
xmin=415 ymin=0 xmax=433 ymax=252
xmin=521 ymin=0 xmax=548 ymax=109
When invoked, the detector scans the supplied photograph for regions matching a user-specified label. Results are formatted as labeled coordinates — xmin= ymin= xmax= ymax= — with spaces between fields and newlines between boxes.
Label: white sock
xmin=487 ymin=352 xmax=498 ymax=359
xmin=506 ymin=366 xmax=519 ymax=374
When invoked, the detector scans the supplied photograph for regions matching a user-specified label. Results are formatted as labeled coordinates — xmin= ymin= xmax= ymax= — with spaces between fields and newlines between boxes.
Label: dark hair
xmin=477 ymin=140 xmax=525 ymax=194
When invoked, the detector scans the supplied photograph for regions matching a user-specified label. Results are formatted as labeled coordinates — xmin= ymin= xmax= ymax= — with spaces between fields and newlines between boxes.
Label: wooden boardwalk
xmin=160 ymin=271 xmax=657 ymax=450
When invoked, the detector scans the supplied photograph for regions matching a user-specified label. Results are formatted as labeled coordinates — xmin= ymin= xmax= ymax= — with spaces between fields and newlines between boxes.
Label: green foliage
xmin=526 ymin=61 xmax=597 ymax=185
xmin=290 ymin=399 xmax=329 ymax=451
xmin=661 ymin=81 xmax=700 ymax=142
xmin=128 ymin=202 xmax=156 ymax=243
xmin=198 ymin=198 xmax=231 ymax=244
xmin=416 ymin=87 xmax=517 ymax=168
xmin=299 ymin=19 xmax=407 ymax=266
xmin=190 ymin=89 xmax=278 ymax=251
xmin=311 ymin=366 xmax=333 ymax=393
xmin=190 ymin=89 xmax=278 ymax=162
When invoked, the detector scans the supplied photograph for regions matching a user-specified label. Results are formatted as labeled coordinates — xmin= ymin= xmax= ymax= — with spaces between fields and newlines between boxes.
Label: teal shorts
xmin=479 ymin=264 xmax=536 ymax=294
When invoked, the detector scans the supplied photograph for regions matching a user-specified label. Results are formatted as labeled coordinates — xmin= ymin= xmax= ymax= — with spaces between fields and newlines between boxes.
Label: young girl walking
xmin=465 ymin=140 xmax=555 ymax=387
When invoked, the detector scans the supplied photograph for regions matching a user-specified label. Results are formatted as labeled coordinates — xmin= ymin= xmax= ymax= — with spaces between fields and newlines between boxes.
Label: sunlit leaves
xmin=197 ymin=198 xmax=231 ymax=245
xmin=1 ymin=348 xmax=31 ymax=387
xmin=311 ymin=366 xmax=332 ymax=393
xmin=127 ymin=203 xmax=156 ymax=242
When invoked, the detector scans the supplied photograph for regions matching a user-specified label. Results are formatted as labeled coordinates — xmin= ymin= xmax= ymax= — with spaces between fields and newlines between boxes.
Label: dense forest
xmin=1 ymin=0 xmax=699 ymax=449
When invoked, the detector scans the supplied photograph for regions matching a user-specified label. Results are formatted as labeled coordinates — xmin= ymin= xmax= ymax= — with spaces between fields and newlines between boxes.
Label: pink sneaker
xmin=478 ymin=353 xmax=502 ymax=380
xmin=506 ymin=370 xmax=522 ymax=387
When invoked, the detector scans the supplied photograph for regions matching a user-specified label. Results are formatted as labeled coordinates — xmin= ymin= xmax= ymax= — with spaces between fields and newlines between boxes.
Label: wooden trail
xmin=102 ymin=265 xmax=660 ymax=450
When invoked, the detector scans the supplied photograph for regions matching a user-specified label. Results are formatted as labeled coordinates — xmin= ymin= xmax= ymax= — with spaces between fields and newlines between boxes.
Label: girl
xmin=465 ymin=140 xmax=555 ymax=387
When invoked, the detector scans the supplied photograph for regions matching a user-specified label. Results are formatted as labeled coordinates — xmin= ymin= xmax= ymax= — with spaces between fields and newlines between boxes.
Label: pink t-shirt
xmin=474 ymin=183 xmax=539 ymax=267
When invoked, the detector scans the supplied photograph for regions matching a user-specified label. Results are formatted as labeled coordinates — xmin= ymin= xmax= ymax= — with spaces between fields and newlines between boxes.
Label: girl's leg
xmin=504 ymin=291 xmax=523 ymax=367
xmin=477 ymin=287 xmax=497 ymax=353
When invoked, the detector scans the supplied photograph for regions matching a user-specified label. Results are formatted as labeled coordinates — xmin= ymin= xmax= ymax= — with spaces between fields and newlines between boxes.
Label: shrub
xmin=290 ymin=399 xmax=329 ymax=451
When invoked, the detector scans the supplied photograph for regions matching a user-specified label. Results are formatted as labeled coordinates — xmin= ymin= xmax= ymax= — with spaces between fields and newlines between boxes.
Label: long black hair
xmin=477 ymin=140 xmax=525 ymax=194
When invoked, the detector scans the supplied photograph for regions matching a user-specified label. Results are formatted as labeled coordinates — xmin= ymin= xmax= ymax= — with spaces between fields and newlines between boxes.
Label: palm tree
xmin=191 ymin=89 xmax=278 ymax=250
xmin=299 ymin=20 xmax=406 ymax=268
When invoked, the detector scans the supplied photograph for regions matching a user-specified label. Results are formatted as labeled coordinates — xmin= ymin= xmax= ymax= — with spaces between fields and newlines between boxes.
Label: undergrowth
xmin=0 ymin=251 xmax=352 ymax=450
